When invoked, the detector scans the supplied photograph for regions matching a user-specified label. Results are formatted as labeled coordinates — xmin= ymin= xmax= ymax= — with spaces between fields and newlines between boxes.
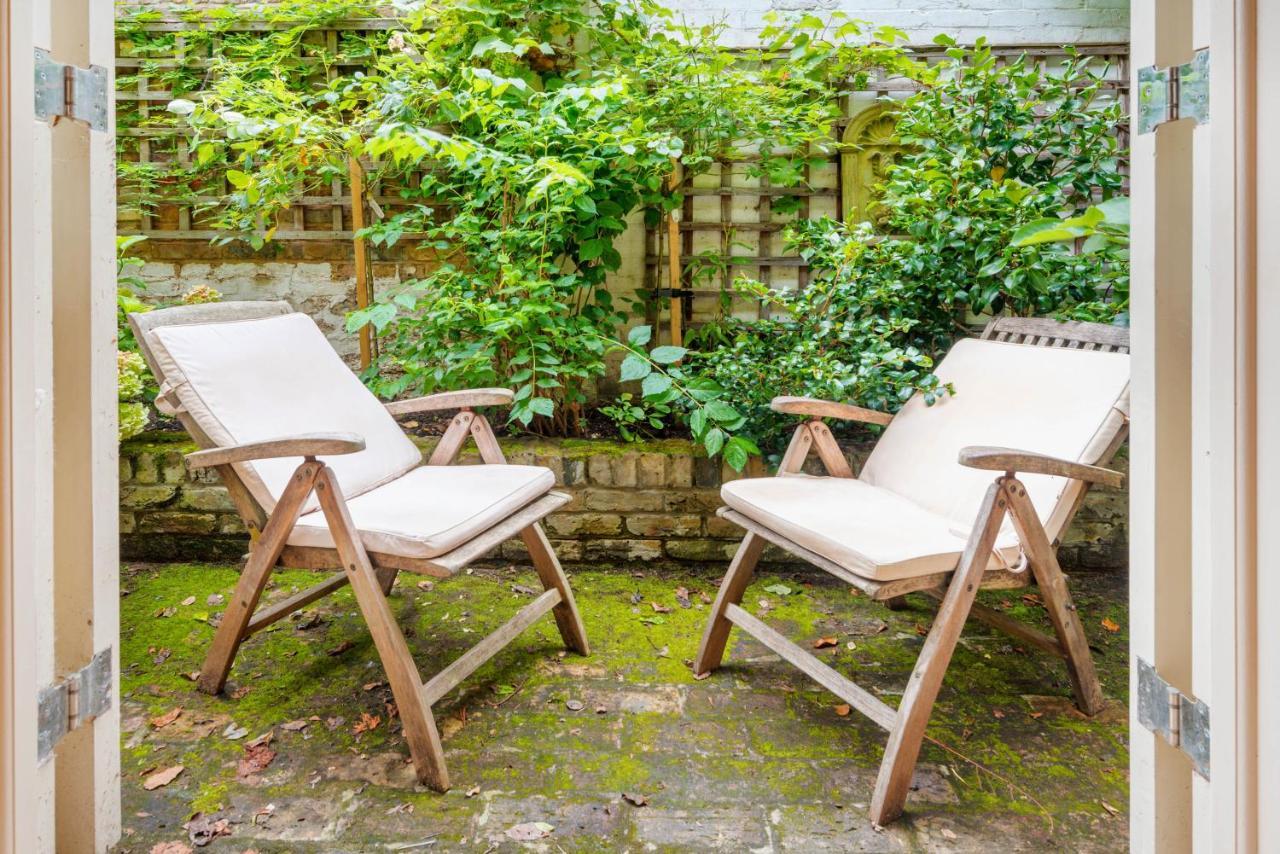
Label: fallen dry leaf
xmin=362 ymin=681 xmax=386 ymax=692
xmin=565 ymin=699 xmax=585 ymax=712
xmin=1101 ymin=800 xmax=1121 ymax=817
xmin=1101 ymin=618 xmax=1121 ymax=633
xmin=353 ymin=712 xmax=382 ymax=735
xmin=650 ymin=602 xmax=672 ymax=614
xmin=237 ymin=743 xmax=276 ymax=779
xmin=505 ymin=821 xmax=554 ymax=841
xmin=280 ymin=719 xmax=310 ymax=732
xmin=674 ymin=587 xmax=691 ymax=608
xmin=834 ymin=704 xmax=852 ymax=717
xmin=622 ymin=792 xmax=649 ymax=807
xmin=386 ymin=802 xmax=414 ymax=815
xmin=992 ymin=709 xmax=1006 ymax=719
xmin=149 ymin=843 xmax=192 ymax=854
xmin=466 ymin=785 xmax=481 ymax=798
xmin=229 ymin=685 xmax=251 ymax=700
xmin=143 ymin=765 xmax=185 ymax=790
xmin=327 ymin=640 xmax=356 ymax=656
xmin=940 ymin=827 xmax=958 ymax=840
xmin=812 ymin=636 xmax=838 ymax=649
xmin=180 ymin=596 xmax=196 ymax=606
xmin=150 ymin=707 xmax=182 ymax=729
xmin=183 ymin=813 xmax=231 ymax=847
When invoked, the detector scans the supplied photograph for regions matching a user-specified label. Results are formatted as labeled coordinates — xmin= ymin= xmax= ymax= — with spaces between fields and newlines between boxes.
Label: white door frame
xmin=1131 ymin=0 xmax=1271 ymax=849
xmin=2 ymin=0 xmax=119 ymax=849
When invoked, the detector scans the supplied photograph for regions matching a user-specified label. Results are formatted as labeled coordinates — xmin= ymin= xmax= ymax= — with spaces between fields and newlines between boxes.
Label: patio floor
xmin=115 ymin=561 xmax=1129 ymax=853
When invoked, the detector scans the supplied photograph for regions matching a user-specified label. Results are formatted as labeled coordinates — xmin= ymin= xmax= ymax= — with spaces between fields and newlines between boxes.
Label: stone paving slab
xmin=115 ymin=563 xmax=1130 ymax=852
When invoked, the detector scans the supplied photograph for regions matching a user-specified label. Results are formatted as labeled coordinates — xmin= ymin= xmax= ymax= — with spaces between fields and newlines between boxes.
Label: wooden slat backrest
xmin=978 ymin=316 xmax=1130 ymax=353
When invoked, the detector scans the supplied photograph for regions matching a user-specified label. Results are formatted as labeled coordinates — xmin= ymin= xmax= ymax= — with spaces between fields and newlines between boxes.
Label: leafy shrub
xmin=158 ymin=0 xmax=916 ymax=465
xmin=695 ymin=38 xmax=1128 ymax=457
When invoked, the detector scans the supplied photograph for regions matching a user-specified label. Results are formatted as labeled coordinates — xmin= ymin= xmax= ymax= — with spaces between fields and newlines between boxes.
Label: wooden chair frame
xmin=128 ymin=301 xmax=589 ymax=791
xmin=693 ymin=317 xmax=1129 ymax=825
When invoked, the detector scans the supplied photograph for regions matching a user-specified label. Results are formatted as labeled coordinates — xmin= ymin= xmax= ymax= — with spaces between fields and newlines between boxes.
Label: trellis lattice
xmin=643 ymin=43 xmax=1130 ymax=332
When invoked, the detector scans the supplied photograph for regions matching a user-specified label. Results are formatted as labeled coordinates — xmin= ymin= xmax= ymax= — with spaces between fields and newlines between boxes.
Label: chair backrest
xmin=129 ymin=302 xmax=420 ymax=516
xmin=858 ymin=318 xmax=1130 ymax=544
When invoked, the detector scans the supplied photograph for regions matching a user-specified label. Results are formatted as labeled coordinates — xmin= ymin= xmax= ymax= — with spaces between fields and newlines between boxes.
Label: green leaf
xmin=529 ymin=397 xmax=555 ymax=417
xmin=763 ymin=583 xmax=793 ymax=596
xmin=640 ymin=372 xmax=672 ymax=397
xmin=619 ymin=354 xmax=651 ymax=382
xmin=705 ymin=400 xmax=740 ymax=423
xmin=649 ymin=345 xmax=687 ymax=364
xmin=627 ymin=326 xmax=652 ymax=347
xmin=226 ymin=170 xmax=252 ymax=189
xmin=703 ymin=427 xmax=726 ymax=457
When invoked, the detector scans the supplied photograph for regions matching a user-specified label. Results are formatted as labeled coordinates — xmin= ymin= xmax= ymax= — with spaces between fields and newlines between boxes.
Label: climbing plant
xmin=146 ymin=0 xmax=917 ymax=466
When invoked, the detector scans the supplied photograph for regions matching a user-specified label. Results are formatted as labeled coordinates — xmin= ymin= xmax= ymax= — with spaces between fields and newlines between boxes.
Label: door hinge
xmin=1137 ymin=48 xmax=1210 ymax=135
xmin=34 ymin=47 xmax=109 ymax=131
xmin=37 ymin=647 xmax=113 ymax=762
xmin=1136 ymin=657 xmax=1210 ymax=779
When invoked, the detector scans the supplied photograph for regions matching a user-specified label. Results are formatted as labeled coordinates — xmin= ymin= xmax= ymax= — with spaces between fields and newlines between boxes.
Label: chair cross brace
xmin=195 ymin=411 xmax=589 ymax=792
xmin=695 ymin=417 xmax=1106 ymax=826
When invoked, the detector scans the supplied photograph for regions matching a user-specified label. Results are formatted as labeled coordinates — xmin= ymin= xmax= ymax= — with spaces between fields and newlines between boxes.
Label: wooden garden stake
xmin=348 ymin=156 xmax=372 ymax=370
xmin=666 ymin=158 xmax=683 ymax=347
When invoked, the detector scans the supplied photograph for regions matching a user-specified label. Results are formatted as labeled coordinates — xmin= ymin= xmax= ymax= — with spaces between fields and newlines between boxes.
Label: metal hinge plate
xmin=1137 ymin=48 xmax=1210 ymax=135
xmin=34 ymin=47 xmax=109 ymax=131
xmin=37 ymin=647 xmax=113 ymax=762
xmin=1136 ymin=657 xmax=1210 ymax=779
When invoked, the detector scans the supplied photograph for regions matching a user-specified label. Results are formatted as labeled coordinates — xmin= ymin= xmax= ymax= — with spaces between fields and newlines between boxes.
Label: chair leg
xmin=1002 ymin=478 xmax=1105 ymax=715
xmin=521 ymin=522 xmax=590 ymax=655
xmin=198 ymin=460 xmax=323 ymax=695
xmin=694 ymin=532 xmax=766 ymax=676
xmin=883 ymin=595 xmax=910 ymax=611
xmin=313 ymin=466 xmax=450 ymax=791
xmin=869 ymin=481 xmax=1008 ymax=826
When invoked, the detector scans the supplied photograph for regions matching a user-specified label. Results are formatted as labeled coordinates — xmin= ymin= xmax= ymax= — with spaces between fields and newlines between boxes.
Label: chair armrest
xmin=186 ymin=432 xmax=366 ymax=469
xmin=958 ymin=445 xmax=1125 ymax=488
xmin=384 ymin=388 xmax=515 ymax=416
xmin=770 ymin=396 xmax=894 ymax=426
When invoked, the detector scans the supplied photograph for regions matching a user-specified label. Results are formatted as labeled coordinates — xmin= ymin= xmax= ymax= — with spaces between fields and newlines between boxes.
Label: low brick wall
xmin=120 ymin=431 xmax=1127 ymax=570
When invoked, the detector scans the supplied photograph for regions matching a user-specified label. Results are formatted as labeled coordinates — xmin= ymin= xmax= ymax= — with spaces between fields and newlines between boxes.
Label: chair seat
xmin=721 ymin=474 xmax=1021 ymax=581
xmin=288 ymin=464 xmax=556 ymax=560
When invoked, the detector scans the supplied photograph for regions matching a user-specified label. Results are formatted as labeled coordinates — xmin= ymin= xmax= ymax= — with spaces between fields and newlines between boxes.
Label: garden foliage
xmin=693 ymin=38 xmax=1129 ymax=455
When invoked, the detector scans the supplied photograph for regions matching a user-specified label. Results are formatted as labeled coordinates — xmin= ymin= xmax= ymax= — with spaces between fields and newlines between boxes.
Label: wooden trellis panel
xmin=116 ymin=18 xmax=402 ymax=242
xmin=645 ymin=42 xmax=1130 ymax=333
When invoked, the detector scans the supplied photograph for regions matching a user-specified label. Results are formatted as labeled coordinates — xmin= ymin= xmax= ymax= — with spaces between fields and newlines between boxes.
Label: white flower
xmin=217 ymin=110 xmax=246 ymax=125
xmin=166 ymin=98 xmax=196 ymax=116
xmin=388 ymin=32 xmax=406 ymax=51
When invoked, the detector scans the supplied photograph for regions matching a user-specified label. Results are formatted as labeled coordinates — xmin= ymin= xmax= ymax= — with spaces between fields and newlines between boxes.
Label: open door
xmin=1131 ymin=0 xmax=1276 ymax=849
xmin=1 ymin=0 xmax=119 ymax=849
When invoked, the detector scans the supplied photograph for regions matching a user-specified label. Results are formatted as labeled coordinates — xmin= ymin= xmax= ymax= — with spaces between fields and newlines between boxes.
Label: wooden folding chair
xmin=694 ymin=318 xmax=1130 ymax=825
xmin=128 ymin=301 xmax=589 ymax=791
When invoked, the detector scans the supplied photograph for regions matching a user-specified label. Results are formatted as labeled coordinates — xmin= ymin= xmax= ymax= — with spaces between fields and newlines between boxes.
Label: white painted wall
xmin=665 ymin=0 xmax=1129 ymax=46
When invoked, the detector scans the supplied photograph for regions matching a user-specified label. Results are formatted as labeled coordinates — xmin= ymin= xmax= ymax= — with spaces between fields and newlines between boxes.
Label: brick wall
xmin=665 ymin=0 xmax=1129 ymax=46
xmin=120 ymin=431 xmax=1128 ymax=570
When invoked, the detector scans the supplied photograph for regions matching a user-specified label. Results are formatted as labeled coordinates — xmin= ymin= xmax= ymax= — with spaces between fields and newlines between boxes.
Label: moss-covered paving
xmin=116 ymin=562 xmax=1129 ymax=852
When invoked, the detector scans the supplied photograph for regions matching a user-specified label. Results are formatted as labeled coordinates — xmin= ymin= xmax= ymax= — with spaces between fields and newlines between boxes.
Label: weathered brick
xmin=119 ymin=456 xmax=133 ymax=484
xmin=667 ymin=454 xmax=693 ymax=488
xmin=637 ymin=453 xmax=667 ymax=487
xmin=133 ymin=453 xmax=159 ymax=484
xmin=582 ymin=539 xmax=663 ymax=562
xmin=544 ymin=513 xmax=624 ymax=538
xmin=562 ymin=458 xmax=587 ymax=486
xmin=120 ymin=512 xmax=136 ymax=534
xmin=218 ymin=514 xmax=248 ymax=535
xmin=625 ymin=514 xmax=701 ymax=538
xmin=663 ymin=490 xmax=723 ymax=513
xmin=177 ymin=487 xmax=237 ymax=512
xmin=664 ymin=540 xmax=739 ymax=562
xmin=138 ymin=511 xmax=218 ymax=534
xmin=705 ymin=515 xmax=744 ymax=539
xmin=583 ymin=488 xmax=664 ymax=512
xmin=121 ymin=484 xmax=178 ymax=509
xmin=159 ymin=450 xmax=190 ymax=484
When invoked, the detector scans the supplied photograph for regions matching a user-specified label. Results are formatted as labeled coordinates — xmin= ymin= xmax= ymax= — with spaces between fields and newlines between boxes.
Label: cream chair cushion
xmin=722 ymin=337 xmax=1129 ymax=581
xmin=860 ymin=338 xmax=1129 ymax=544
xmin=721 ymin=474 xmax=1022 ymax=581
xmin=147 ymin=312 xmax=422 ymax=514
xmin=287 ymin=464 xmax=555 ymax=559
